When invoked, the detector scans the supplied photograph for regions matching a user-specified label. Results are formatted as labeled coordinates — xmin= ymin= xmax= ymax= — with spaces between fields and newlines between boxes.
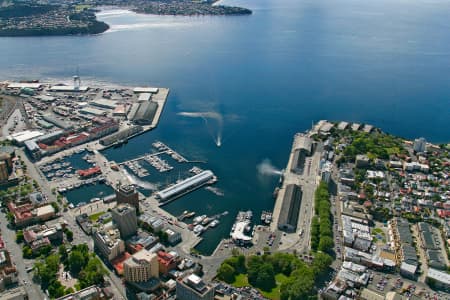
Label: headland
xmin=0 ymin=0 xmax=251 ymax=37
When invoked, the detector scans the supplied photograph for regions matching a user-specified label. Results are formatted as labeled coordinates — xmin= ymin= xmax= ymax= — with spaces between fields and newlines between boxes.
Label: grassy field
xmin=231 ymin=273 xmax=289 ymax=300
xmin=89 ymin=211 xmax=105 ymax=222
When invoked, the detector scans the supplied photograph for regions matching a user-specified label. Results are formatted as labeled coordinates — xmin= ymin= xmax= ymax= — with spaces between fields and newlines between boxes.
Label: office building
xmin=115 ymin=185 xmax=139 ymax=211
xmin=176 ymin=274 xmax=214 ymax=300
xmin=124 ymin=249 xmax=159 ymax=283
xmin=112 ymin=204 xmax=137 ymax=239
xmin=93 ymin=223 xmax=125 ymax=261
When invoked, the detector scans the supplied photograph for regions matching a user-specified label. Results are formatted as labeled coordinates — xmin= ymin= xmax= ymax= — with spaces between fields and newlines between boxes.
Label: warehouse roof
xmin=278 ymin=184 xmax=302 ymax=231
xmin=79 ymin=107 xmax=107 ymax=116
xmin=49 ymin=85 xmax=88 ymax=92
xmin=138 ymin=93 xmax=152 ymax=101
xmin=90 ymin=99 xmax=118 ymax=109
xmin=132 ymin=101 xmax=158 ymax=125
xmin=427 ymin=268 xmax=450 ymax=285
xmin=133 ymin=87 xmax=159 ymax=93
xmin=7 ymin=82 xmax=41 ymax=89
xmin=8 ymin=130 xmax=43 ymax=143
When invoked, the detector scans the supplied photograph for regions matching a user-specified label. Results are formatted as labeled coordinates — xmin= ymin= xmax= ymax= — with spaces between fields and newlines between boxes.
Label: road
xmin=274 ymin=140 xmax=323 ymax=254
xmin=0 ymin=211 xmax=46 ymax=300
xmin=18 ymin=148 xmax=127 ymax=300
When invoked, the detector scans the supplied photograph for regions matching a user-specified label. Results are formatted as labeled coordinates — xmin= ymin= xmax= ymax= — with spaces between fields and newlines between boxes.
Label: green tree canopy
xmin=217 ymin=263 xmax=236 ymax=283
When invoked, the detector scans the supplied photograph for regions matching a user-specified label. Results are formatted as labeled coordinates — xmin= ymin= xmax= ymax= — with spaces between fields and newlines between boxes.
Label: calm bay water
xmin=1 ymin=0 xmax=450 ymax=253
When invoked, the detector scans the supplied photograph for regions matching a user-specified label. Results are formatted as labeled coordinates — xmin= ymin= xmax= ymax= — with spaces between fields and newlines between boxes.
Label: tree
xmin=69 ymin=250 xmax=86 ymax=275
xmin=312 ymin=252 xmax=332 ymax=274
xmin=158 ymin=231 xmax=169 ymax=244
xmin=65 ymin=229 xmax=73 ymax=241
xmin=51 ymin=202 xmax=60 ymax=213
xmin=78 ymin=256 xmax=107 ymax=288
xmin=318 ymin=236 xmax=334 ymax=253
xmin=255 ymin=263 xmax=276 ymax=291
xmin=280 ymin=266 xmax=315 ymax=300
xmin=16 ymin=230 xmax=24 ymax=243
xmin=47 ymin=280 xmax=66 ymax=298
xmin=59 ymin=244 xmax=68 ymax=263
xmin=22 ymin=245 xmax=33 ymax=258
xmin=270 ymin=252 xmax=294 ymax=275
xmin=38 ymin=244 xmax=53 ymax=257
xmin=217 ymin=263 xmax=235 ymax=283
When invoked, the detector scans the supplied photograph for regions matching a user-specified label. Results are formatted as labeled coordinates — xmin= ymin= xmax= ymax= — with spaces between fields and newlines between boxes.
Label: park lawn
xmin=232 ymin=274 xmax=249 ymax=288
xmin=89 ymin=211 xmax=105 ymax=222
xmin=260 ymin=273 xmax=289 ymax=300
xmin=232 ymin=273 xmax=288 ymax=300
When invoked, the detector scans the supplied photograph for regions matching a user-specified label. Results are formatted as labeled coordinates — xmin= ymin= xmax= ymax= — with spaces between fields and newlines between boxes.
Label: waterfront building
xmin=413 ymin=137 xmax=427 ymax=153
xmin=123 ymin=249 xmax=159 ymax=283
xmin=131 ymin=101 xmax=158 ymax=125
xmin=277 ymin=184 xmax=302 ymax=232
xmin=112 ymin=204 xmax=137 ymax=239
xmin=176 ymin=274 xmax=214 ymax=300
xmin=115 ymin=185 xmax=139 ymax=211
xmin=93 ymin=222 xmax=125 ymax=261
xmin=165 ymin=228 xmax=182 ymax=245
xmin=156 ymin=170 xmax=214 ymax=202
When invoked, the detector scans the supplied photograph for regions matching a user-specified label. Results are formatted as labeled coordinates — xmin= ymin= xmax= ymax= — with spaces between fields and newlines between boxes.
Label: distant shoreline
xmin=0 ymin=0 xmax=251 ymax=37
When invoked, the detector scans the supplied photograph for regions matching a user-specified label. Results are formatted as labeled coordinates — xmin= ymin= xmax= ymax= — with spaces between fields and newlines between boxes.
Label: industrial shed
xmin=291 ymin=149 xmax=307 ymax=174
xmin=42 ymin=114 xmax=72 ymax=130
xmin=277 ymin=184 xmax=302 ymax=232
xmin=132 ymin=101 xmax=158 ymax=125
xmin=100 ymin=126 xmax=143 ymax=146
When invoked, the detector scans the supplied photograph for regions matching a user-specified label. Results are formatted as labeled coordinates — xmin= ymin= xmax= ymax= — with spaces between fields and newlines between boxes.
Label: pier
xmin=117 ymin=150 xmax=168 ymax=165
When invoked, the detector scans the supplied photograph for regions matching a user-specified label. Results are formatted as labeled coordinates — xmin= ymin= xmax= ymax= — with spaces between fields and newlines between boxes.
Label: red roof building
xmin=157 ymin=251 xmax=177 ymax=275
xmin=437 ymin=209 xmax=450 ymax=219
xmin=78 ymin=166 xmax=102 ymax=178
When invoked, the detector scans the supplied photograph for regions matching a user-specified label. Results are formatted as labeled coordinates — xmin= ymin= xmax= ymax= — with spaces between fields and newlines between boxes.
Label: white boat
xmin=193 ymin=215 xmax=206 ymax=225
xmin=201 ymin=217 xmax=212 ymax=226
xmin=193 ymin=225 xmax=205 ymax=235
xmin=210 ymin=220 xmax=219 ymax=228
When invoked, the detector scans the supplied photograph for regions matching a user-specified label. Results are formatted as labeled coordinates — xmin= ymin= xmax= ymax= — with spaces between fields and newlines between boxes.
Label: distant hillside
xmin=0 ymin=3 xmax=57 ymax=18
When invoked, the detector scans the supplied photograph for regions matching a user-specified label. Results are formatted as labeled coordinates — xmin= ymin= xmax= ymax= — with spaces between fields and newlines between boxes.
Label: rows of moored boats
xmin=260 ymin=211 xmax=273 ymax=225
xmin=144 ymin=154 xmax=173 ymax=172
xmin=187 ymin=211 xmax=227 ymax=236
xmin=40 ymin=161 xmax=75 ymax=179
xmin=125 ymin=161 xmax=149 ymax=178
xmin=152 ymin=141 xmax=187 ymax=163
xmin=57 ymin=175 xmax=107 ymax=193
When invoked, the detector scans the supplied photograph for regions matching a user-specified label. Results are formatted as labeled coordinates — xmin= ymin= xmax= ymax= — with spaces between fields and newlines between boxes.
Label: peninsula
xmin=0 ymin=0 xmax=251 ymax=37
xmin=0 ymin=2 xmax=109 ymax=37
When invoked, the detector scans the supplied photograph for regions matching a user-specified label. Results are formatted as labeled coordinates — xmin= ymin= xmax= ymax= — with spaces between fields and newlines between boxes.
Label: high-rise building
xmin=112 ymin=204 xmax=137 ymax=239
xmin=115 ymin=185 xmax=139 ymax=211
xmin=176 ymin=274 xmax=214 ymax=300
xmin=413 ymin=137 xmax=427 ymax=153
xmin=123 ymin=249 xmax=158 ymax=283
xmin=92 ymin=223 xmax=125 ymax=261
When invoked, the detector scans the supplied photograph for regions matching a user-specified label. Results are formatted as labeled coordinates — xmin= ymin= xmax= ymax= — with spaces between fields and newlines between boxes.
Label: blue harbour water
xmin=1 ymin=0 xmax=450 ymax=253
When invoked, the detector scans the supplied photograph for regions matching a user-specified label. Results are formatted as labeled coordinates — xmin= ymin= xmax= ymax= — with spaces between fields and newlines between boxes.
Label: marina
xmin=230 ymin=211 xmax=254 ymax=246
